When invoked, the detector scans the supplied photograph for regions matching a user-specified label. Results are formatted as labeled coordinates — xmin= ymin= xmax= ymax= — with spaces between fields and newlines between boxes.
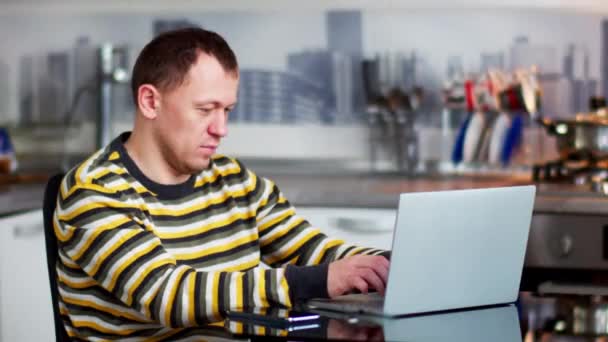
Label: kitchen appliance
xmin=483 ymin=72 xmax=608 ymax=308
xmin=519 ymin=292 xmax=608 ymax=338
xmin=538 ymin=108 xmax=608 ymax=159
xmin=517 ymin=149 xmax=608 ymax=337
xmin=519 ymin=73 xmax=608 ymax=295
xmin=516 ymin=67 xmax=608 ymax=160
xmin=522 ymin=148 xmax=608 ymax=295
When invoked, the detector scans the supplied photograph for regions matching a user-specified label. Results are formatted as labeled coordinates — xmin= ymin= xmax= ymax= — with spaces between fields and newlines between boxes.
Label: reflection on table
xmin=154 ymin=304 xmax=521 ymax=341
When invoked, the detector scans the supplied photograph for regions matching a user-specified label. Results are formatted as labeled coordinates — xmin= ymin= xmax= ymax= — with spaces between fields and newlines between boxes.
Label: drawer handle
xmin=330 ymin=217 xmax=393 ymax=234
xmin=13 ymin=224 xmax=43 ymax=238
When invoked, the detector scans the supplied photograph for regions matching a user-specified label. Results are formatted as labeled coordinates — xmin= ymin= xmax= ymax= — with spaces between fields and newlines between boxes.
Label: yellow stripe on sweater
xmin=106 ymin=239 xmax=164 ymax=292
xmin=126 ymin=259 xmax=175 ymax=306
xmin=260 ymin=217 xmax=306 ymax=248
xmin=265 ymin=229 xmax=320 ymax=265
xmin=71 ymin=216 xmax=133 ymax=261
xmin=174 ymin=234 xmax=257 ymax=260
xmin=258 ymin=209 xmax=295 ymax=232
xmin=87 ymin=229 xmax=141 ymax=276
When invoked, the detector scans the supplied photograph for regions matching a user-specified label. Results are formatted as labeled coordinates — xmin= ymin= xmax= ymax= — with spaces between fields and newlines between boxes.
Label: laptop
xmin=306 ymin=185 xmax=536 ymax=317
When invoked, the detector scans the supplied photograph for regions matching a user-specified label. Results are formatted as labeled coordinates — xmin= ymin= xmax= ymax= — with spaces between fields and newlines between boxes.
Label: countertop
xmin=0 ymin=171 xmax=50 ymax=217
xmin=266 ymin=173 xmax=608 ymax=215
xmin=2 ymin=171 xmax=607 ymax=217
xmin=0 ymin=183 xmax=46 ymax=217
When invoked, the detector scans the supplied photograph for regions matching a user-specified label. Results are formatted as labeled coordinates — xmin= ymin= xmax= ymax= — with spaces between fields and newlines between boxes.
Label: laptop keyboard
xmin=307 ymin=293 xmax=385 ymax=314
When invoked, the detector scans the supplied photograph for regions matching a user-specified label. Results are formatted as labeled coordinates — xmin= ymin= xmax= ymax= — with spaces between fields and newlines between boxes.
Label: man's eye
xmin=198 ymin=108 xmax=213 ymax=114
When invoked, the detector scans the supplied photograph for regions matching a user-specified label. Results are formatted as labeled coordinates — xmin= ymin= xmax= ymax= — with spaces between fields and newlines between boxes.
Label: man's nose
xmin=209 ymin=111 xmax=228 ymax=137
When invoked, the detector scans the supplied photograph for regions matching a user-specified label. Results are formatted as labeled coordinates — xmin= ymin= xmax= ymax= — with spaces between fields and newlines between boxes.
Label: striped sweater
xmin=53 ymin=133 xmax=385 ymax=340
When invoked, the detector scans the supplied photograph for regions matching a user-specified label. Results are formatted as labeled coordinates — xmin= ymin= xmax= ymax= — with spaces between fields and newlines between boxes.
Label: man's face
xmin=154 ymin=53 xmax=238 ymax=174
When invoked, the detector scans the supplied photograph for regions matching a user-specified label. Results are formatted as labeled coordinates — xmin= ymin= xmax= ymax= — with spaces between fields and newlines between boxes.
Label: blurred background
xmin=1 ymin=0 xmax=606 ymax=173
xmin=7 ymin=3 xmax=608 ymax=341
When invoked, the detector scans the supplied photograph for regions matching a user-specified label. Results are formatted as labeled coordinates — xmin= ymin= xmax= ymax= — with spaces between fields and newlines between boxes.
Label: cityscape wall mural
xmin=0 ymin=9 xmax=606 ymax=128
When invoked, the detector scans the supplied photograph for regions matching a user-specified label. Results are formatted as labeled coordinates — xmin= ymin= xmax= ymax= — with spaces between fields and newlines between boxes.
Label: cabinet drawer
xmin=0 ymin=209 xmax=54 ymax=341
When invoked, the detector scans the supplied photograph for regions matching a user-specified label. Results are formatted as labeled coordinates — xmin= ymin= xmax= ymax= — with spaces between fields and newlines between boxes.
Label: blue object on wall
xmin=452 ymin=114 xmax=472 ymax=164
xmin=0 ymin=127 xmax=14 ymax=155
xmin=500 ymin=114 xmax=524 ymax=166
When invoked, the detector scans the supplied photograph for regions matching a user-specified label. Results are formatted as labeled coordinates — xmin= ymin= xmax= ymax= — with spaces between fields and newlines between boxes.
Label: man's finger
xmin=352 ymin=276 xmax=369 ymax=294
xmin=352 ymin=255 xmax=388 ymax=270
xmin=359 ymin=268 xmax=385 ymax=295
xmin=352 ymin=256 xmax=390 ymax=286
xmin=377 ymin=255 xmax=390 ymax=269
xmin=374 ymin=262 xmax=389 ymax=285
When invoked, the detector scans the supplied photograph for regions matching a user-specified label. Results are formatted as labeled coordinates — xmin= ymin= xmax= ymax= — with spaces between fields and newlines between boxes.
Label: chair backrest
xmin=42 ymin=173 xmax=71 ymax=342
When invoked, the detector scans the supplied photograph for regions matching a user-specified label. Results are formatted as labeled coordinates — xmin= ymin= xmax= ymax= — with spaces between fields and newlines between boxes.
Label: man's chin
xmin=185 ymin=159 xmax=211 ymax=173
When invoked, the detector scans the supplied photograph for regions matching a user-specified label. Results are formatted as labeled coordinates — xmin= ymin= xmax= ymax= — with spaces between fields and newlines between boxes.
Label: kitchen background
xmin=5 ymin=3 xmax=608 ymax=341
xmin=0 ymin=5 xmax=606 ymax=168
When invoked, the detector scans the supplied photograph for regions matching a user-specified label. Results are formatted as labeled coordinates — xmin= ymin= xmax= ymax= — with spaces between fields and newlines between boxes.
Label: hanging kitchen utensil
xmin=501 ymin=114 xmax=525 ymax=165
xmin=472 ymin=73 xmax=501 ymax=162
xmin=451 ymin=115 xmax=471 ymax=164
xmin=462 ymin=111 xmax=486 ymax=163
xmin=488 ymin=113 xmax=512 ymax=165
xmin=451 ymin=79 xmax=476 ymax=164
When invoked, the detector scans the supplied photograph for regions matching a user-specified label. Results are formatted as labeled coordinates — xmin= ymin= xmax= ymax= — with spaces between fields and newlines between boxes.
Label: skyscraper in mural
xmin=509 ymin=36 xmax=570 ymax=117
xmin=283 ymin=10 xmax=364 ymax=124
xmin=602 ymin=19 xmax=608 ymax=101
xmin=0 ymin=60 xmax=8 ymax=120
xmin=563 ymin=44 xmax=597 ymax=113
xmin=326 ymin=10 xmax=364 ymax=122
xmin=18 ymin=54 xmax=68 ymax=125
xmin=153 ymin=19 xmax=200 ymax=36
xmin=287 ymin=50 xmax=352 ymax=124
xmin=18 ymin=55 xmax=36 ymax=125
xmin=509 ymin=35 xmax=559 ymax=73
xmin=231 ymin=69 xmax=325 ymax=124
xmin=480 ymin=52 xmax=505 ymax=73
xmin=72 ymin=36 xmax=99 ymax=123
xmin=40 ymin=52 xmax=71 ymax=124
xmin=446 ymin=56 xmax=465 ymax=81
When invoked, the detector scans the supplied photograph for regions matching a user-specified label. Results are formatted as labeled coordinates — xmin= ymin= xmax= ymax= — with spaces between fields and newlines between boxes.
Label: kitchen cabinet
xmin=296 ymin=206 xmax=396 ymax=250
xmin=0 ymin=209 xmax=54 ymax=342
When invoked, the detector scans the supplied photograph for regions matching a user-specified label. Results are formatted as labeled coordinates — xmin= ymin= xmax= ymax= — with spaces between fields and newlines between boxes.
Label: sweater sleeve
xmin=242 ymin=161 xmax=388 ymax=301
xmin=252 ymin=175 xmax=388 ymax=267
xmin=54 ymin=181 xmax=292 ymax=328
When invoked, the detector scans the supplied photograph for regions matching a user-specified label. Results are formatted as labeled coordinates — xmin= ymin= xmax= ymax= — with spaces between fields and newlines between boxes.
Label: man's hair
xmin=131 ymin=27 xmax=238 ymax=106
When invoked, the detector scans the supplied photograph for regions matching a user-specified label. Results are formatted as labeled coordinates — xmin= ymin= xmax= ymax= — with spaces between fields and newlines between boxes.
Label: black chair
xmin=42 ymin=173 xmax=71 ymax=342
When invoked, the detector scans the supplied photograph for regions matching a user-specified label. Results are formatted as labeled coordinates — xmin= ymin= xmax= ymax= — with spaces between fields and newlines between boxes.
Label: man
xmin=54 ymin=27 xmax=389 ymax=340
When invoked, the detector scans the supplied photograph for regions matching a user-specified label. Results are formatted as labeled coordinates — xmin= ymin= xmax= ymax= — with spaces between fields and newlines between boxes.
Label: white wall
xmin=3 ymin=0 xmax=608 ymax=14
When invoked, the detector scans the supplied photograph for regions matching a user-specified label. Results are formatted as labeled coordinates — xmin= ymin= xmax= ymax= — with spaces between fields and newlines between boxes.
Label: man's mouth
xmin=199 ymin=145 xmax=218 ymax=153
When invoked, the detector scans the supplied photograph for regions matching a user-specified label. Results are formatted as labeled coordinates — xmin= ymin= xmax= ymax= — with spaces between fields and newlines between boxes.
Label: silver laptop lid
xmin=384 ymin=185 xmax=535 ymax=316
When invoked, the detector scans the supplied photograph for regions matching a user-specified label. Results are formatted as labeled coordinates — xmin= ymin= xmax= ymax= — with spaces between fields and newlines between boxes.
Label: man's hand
xmin=327 ymin=255 xmax=390 ymax=298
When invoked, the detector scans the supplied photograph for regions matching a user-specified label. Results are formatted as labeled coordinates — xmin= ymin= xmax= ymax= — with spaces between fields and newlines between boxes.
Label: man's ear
xmin=137 ymin=84 xmax=161 ymax=119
